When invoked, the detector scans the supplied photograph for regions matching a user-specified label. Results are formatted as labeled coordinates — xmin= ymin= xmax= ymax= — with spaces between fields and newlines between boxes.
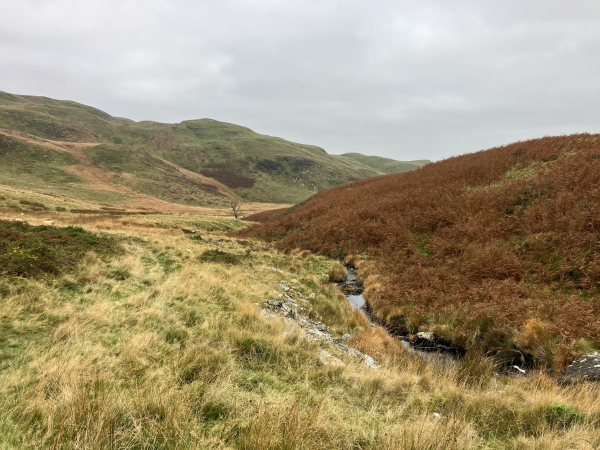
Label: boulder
xmin=413 ymin=332 xmax=437 ymax=349
xmin=559 ymin=352 xmax=600 ymax=383
xmin=416 ymin=331 xmax=436 ymax=341
xmin=314 ymin=322 xmax=329 ymax=332
xmin=334 ymin=343 xmax=379 ymax=369
xmin=318 ymin=349 xmax=345 ymax=367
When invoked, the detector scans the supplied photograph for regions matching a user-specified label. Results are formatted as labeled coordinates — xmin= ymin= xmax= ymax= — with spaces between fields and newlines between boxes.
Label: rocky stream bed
xmin=259 ymin=264 xmax=599 ymax=382
xmin=338 ymin=266 xmax=600 ymax=383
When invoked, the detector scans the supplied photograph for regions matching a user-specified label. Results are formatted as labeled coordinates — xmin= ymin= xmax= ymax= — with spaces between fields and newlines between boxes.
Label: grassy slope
xmin=0 ymin=91 xmax=427 ymax=206
xmin=0 ymin=133 xmax=82 ymax=187
xmin=239 ymin=133 xmax=600 ymax=371
xmin=1 ymin=197 xmax=599 ymax=448
xmin=336 ymin=152 xmax=430 ymax=174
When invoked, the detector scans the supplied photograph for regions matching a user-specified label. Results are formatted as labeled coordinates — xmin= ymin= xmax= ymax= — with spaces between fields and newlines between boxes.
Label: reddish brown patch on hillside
xmin=157 ymin=158 xmax=236 ymax=198
xmin=244 ymin=207 xmax=289 ymax=223
xmin=239 ymin=134 xmax=600 ymax=360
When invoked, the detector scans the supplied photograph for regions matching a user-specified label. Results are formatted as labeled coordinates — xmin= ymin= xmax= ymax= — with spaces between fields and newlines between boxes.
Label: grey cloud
xmin=1 ymin=0 xmax=599 ymax=161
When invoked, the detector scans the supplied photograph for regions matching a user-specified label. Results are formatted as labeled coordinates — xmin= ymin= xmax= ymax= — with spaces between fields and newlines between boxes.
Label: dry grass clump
xmin=328 ymin=261 xmax=348 ymax=282
xmin=239 ymin=133 xmax=600 ymax=367
xmin=291 ymin=247 xmax=312 ymax=258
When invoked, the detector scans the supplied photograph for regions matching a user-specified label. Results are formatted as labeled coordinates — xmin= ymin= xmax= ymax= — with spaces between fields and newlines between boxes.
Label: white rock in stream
xmin=416 ymin=331 xmax=436 ymax=341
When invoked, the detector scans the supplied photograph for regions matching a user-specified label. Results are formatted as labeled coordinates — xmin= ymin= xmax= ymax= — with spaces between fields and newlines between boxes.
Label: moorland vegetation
xmin=1 ymin=186 xmax=600 ymax=449
xmin=240 ymin=134 xmax=600 ymax=372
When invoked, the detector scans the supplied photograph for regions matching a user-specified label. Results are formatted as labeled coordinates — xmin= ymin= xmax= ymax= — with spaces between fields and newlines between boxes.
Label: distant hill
xmin=0 ymin=91 xmax=428 ymax=206
xmin=336 ymin=153 xmax=430 ymax=174
xmin=239 ymin=133 xmax=600 ymax=368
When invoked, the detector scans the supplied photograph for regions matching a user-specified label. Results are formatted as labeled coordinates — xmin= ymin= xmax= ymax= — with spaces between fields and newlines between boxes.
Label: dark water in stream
xmin=339 ymin=267 xmax=455 ymax=365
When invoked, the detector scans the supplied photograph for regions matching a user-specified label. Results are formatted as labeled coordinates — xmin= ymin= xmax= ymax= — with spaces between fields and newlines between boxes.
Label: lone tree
xmin=229 ymin=199 xmax=244 ymax=219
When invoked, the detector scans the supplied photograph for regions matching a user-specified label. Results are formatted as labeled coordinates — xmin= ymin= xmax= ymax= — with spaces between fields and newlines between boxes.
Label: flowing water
xmin=338 ymin=267 xmax=456 ymax=365
xmin=338 ymin=267 xmax=532 ymax=374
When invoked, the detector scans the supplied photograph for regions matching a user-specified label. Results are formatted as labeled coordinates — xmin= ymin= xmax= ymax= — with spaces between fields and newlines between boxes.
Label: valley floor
xmin=1 ymin=188 xmax=600 ymax=449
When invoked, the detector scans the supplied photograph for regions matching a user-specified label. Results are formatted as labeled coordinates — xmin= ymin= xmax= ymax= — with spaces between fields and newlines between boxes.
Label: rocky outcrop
xmin=318 ymin=349 xmax=345 ymax=367
xmin=259 ymin=279 xmax=379 ymax=370
xmin=559 ymin=352 xmax=600 ymax=383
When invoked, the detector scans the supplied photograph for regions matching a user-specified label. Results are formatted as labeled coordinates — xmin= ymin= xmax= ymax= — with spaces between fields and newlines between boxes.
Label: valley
xmin=1 ymin=185 xmax=600 ymax=449
xmin=1 ymin=91 xmax=600 ymax=448
xmin=0 ymin=91 xmax=429 ymax=207
xmin=241 ymin=133 xmax=600 ymax=377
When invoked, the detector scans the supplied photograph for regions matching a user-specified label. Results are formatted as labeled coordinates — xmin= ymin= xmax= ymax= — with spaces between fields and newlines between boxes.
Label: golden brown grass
xmin=328 ymin=261 xmax=348 ymax=282
xmin=0 ymin=209 xmax=600 ymax=448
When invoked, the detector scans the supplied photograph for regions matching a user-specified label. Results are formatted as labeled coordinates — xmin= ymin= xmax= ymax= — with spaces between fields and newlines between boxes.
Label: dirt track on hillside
xmin=0 ymin=128 xmax=289 ymax=216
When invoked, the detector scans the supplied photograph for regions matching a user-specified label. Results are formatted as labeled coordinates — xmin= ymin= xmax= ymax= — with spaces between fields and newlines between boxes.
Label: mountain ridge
xmin=0 ymin=91 xmax=430 ymax=206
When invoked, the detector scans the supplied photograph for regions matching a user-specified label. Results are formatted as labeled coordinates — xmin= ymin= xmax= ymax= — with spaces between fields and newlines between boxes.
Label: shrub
xmin=0 ymin=220 xmax=118 ymax=278
xmin=540 ymin=403 xmax=582 ymax=429
xmin=19 ymin=199 xmax=47 ymax=209
xmin=199 ymin=249 xmax=241 ymax=265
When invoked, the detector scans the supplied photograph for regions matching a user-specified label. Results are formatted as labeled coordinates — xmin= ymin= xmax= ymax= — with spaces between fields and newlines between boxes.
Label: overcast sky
xmin=1 ymin=0 xmax=599 ymax=161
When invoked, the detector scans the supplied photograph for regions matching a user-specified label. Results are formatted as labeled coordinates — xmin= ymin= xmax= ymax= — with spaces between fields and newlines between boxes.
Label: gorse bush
xmin=239 ymin=134 xmax=600 ymax=365
xmin=199 ymin=249 xmax=243 ymax=265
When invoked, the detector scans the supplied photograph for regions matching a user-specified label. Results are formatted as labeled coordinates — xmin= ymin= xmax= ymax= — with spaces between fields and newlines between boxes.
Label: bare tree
xmin=229 ymin=199 xmax=244 ymax=219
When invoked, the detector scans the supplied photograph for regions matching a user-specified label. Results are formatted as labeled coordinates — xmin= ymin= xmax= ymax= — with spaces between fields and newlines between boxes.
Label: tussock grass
xmin=328 ymin=261 xmax=348 ymax=282
xmin=0 ymin=213 xmax=600 ymax=448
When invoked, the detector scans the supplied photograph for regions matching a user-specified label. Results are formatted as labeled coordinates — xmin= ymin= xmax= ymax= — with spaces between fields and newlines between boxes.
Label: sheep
xmin=13 ymin=218 xmax=22 ymax=222
xmin=42 ymin=220 xmax=54 ymax=226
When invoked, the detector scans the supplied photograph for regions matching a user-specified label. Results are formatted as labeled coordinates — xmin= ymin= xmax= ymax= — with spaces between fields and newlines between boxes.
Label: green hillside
xmin=336 ymin=153 xmax=430 ymax=174
xmin=0 ymin=91 xmax=428 ymax=205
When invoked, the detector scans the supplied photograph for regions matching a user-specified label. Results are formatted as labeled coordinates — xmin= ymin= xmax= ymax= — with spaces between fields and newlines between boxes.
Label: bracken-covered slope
xmin=0 ymin=91 xmax=427 ymax=206
xmin=239 ymin=133 xmax=600 ymax=370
